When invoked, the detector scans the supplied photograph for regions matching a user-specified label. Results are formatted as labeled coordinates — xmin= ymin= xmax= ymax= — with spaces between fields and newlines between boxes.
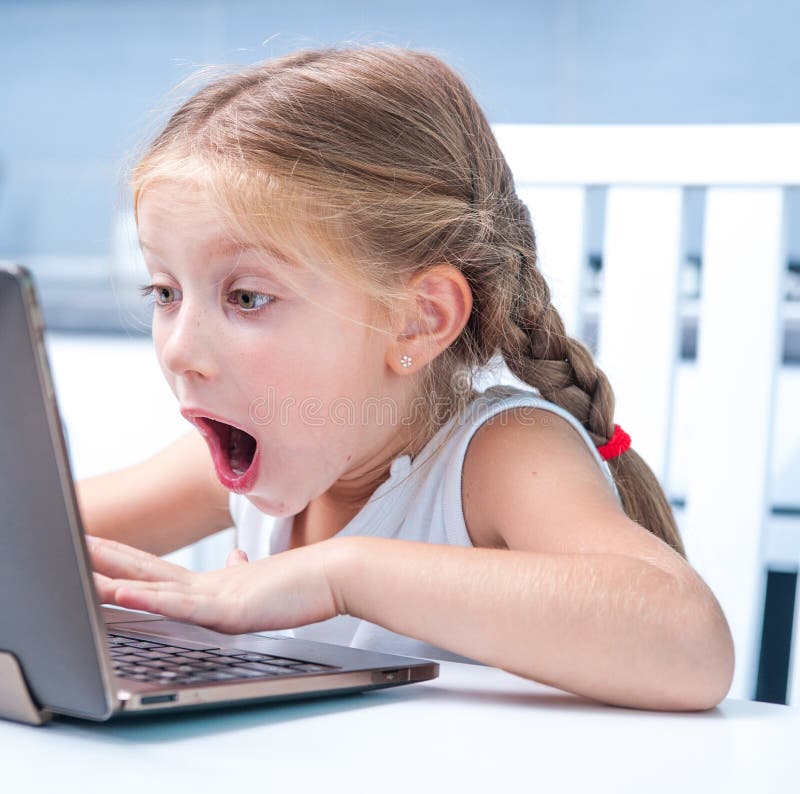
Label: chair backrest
xmin=493 ymin=124 xmax=797 ymax=701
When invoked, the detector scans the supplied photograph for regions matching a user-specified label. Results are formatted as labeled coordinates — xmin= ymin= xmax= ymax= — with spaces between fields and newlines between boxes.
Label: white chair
xmin=494 ymin=124 xmax=798 ymax=701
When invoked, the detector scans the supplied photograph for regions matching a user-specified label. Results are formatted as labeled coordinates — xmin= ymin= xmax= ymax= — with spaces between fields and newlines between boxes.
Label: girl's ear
xmin=386 ymin=264 xmax=473 ymax=374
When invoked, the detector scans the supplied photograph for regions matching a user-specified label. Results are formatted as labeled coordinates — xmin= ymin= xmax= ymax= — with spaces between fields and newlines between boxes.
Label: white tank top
xmin=229 ymin=384 xmax=621 ymax=663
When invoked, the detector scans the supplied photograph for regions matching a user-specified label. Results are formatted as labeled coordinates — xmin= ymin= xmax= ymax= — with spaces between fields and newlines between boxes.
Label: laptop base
xmin=0 ymin=650 xmax=53 ymax=726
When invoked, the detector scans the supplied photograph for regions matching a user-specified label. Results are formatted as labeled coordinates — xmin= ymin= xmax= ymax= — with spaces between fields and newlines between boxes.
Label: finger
xmin=86 ymin=536 xmax=192 ymax=584
xmin=109 ymin=578 xmax=193 ymax=596
xmin=86 ymin=534 xmax=182 ymax=568
xmin=92 ymin=571 xmax=118 ymax=604
xmin=226 ymin=548 xmax=249 ymax=567
xmin=86 ymin=534 xmax=162 ymax=561
xmin=113 ymin=586 xmax=228 ymax=629
xmin=107 ymin=579 xmax=196 ymax=618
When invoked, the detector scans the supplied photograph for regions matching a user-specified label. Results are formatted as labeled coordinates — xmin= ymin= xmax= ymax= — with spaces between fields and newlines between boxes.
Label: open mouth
xmin=193 ymin=416 xmax=259 ymax=490
xmin=207 ymin=418 xmax=257 ymax=475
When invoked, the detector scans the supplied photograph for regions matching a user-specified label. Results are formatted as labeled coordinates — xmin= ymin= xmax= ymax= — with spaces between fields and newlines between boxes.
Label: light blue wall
xmin=1 ymin=0 xmax=799 ymax=258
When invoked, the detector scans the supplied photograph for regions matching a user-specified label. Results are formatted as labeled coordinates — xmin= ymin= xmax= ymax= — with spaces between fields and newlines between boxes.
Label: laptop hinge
xmin=0 ymin=650 xmax=53 ymax=726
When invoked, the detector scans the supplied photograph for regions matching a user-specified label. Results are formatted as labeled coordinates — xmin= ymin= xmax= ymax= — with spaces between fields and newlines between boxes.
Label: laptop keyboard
xmin=107 ymin=632 xmax=338 ymax=686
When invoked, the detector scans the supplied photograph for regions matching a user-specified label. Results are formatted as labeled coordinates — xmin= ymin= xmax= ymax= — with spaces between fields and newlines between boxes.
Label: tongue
xmin=228 ymin=427 xmax=256 ymax=476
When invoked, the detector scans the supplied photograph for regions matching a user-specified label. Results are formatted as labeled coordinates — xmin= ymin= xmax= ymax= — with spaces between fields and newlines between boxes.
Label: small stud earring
xmin=400 ymin=355 xmax=413 ymax=368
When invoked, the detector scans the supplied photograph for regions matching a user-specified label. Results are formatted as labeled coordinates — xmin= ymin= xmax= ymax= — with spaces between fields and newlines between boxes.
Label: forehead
xmin=137 ymin=182 xmax=240 ymax=252
xmin=135 ymin=180 xmax=305 ymax=281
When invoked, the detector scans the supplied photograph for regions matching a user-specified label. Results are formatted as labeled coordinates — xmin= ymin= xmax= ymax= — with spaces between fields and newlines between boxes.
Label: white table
xmin=1 ymin=662 xmax=795 ymax=793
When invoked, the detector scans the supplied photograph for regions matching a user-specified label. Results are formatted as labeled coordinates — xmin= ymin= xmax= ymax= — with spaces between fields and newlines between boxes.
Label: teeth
xmin=203 ymin=417 xmax=256 ymax=479
xmin=227 ymin=426 xmax=254 ymax=477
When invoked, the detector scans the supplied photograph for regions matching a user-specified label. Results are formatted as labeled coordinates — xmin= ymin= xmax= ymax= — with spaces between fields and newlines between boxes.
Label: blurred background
xmin=1 ymin=0 xmax=798 ymax=703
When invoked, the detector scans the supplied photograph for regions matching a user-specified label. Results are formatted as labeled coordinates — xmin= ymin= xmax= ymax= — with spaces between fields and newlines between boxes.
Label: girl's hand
xmin=225 ymin=548 xmax=250 ymax=567
xmin=86 ymin=535 xmax=344 ymax=635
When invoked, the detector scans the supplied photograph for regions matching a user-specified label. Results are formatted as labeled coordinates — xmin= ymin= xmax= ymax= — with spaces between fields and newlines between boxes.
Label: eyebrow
xmin=138 ymin=239 xmax=255 ymax=256
xmin=138 ymin=238 xmax=294 ymax=281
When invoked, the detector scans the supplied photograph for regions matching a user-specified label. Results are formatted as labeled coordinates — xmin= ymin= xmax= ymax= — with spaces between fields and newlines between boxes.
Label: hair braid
xmin=490 ymin=197 xmax=686 ymax=557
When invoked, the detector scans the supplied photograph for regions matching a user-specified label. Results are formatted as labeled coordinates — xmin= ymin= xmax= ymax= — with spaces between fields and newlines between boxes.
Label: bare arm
xmin=330 ymin=538 xmax=732 ymax=711
xmin=332 ymin=408 xmax=733 ymax=711
xmin=75 ymin=430 xmax=232 ymax=556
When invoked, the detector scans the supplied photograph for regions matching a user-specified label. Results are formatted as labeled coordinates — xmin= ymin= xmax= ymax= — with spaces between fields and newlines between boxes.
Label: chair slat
xmin=789 ymin=575 xmax=800 ymax=704
xmin=684 ymin=188 xmax=785 ymax=700
xmin=597 ymin=188 xmax=683 ymax=485
xmin=495 ymin=124 xmax=800 ymax=186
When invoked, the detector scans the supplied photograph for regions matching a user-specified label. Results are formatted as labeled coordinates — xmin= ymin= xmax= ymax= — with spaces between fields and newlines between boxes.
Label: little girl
xmin=81 ymin=45 xmax=734 ymax=711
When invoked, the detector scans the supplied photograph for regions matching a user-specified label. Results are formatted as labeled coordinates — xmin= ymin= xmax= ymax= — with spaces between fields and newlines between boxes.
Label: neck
xmin=288 ymin=425 xmax=424 ymax=548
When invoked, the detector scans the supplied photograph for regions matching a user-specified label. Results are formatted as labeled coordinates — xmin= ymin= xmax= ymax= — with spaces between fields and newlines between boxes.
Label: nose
xmin=157 ymin=299 xmax=219 ymax=381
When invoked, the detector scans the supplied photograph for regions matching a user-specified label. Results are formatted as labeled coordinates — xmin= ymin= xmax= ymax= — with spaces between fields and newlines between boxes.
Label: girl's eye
xmin=138 ymin=283 xmax=180 ymax=305
xmin=155 ymin=286 xmax=177 ymax=305
xmin=228 ymin=289 xmax=275 ymax=312
xmin=137 ymin=284 xmax=275 ymax=313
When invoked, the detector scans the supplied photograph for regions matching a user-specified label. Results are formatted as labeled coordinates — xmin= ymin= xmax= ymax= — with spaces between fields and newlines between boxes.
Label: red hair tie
xmin=596 ymin=424 xmax=631 ymax=461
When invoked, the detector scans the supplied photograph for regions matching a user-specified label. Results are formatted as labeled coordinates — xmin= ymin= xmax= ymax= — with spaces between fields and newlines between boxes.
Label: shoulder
xmin=461 ymin=405 xmax=678 ymax=565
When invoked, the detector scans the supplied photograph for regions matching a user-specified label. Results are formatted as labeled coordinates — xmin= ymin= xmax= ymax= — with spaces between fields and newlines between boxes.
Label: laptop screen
xmin=0 ymin=266 xmax=113 ymax=720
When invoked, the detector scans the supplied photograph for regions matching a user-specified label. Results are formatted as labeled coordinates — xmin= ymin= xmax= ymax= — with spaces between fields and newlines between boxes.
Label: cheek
xmin=243 ymin=328 xmax=341 ymax=395
xmin=151 ymin=323 xmax=166 ymax=360
xmin=230 ymin=341 xmax=310 ymax=428
xmin=235 ymin=304 xmax=385 ymax=410
xmin=150 ymin=310 xmax=174 ymax=353
xmin=150 ymin=323 xmax=173 ymax=382
xmin=296 ymin=318 xmax=382 ymax=389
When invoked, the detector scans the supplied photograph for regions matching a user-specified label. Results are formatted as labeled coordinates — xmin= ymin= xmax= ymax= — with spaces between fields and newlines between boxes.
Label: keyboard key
xmin=252 ymin=657 xmax=298 ymax=667
xmin=198 ymin=671 xmax=239 ymax=681
xmin=136 ymin=660 xmax=172 ymax=670
xmin=227 ymin=652 xmax=277 ymax=662
xmin=107 ymin=632 xmax=219 ymax=653
xmin=225 ymin=666 xmax=280 ymax=678
xmin=204 ymin=655 xmax=250 ymax=665
xmin=178 ymin=651 xmax=219 ymax=660
xmin=127 ymin=650 xmax=164 ymax=659
xmin=116 ymin=654 xmax=147 ymax=663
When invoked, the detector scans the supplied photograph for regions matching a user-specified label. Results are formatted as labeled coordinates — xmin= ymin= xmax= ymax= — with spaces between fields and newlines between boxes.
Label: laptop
xmin=0 ymin=263 xmax=438 ymax=726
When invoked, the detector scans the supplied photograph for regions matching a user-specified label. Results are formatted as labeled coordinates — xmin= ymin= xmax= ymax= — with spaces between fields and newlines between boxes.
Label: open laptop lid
xmin=0 ymin=264 xmax=117 ymax=720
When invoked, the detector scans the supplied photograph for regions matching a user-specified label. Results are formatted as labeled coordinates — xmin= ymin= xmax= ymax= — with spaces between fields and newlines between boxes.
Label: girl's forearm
xmin=326 ymin=537 xmax=734 ymax=711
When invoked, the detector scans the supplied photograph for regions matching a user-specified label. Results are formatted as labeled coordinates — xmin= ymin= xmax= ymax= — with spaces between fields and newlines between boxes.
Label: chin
xmin=245 ymin=492 xmax=304 ymax=518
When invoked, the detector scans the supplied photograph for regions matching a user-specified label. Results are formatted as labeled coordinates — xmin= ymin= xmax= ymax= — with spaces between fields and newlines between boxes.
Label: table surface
xmin=1 ymin=661 xmax=796 ymax=793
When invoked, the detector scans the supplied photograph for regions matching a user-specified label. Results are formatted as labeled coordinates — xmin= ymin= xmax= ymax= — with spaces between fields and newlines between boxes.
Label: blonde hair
xmin=131 ymin=45 xmax=686 ymax=559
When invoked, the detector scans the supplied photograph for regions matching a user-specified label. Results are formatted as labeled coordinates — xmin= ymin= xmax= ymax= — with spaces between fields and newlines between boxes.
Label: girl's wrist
xmin=319 ymin=536 xmax=364 ymax=618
